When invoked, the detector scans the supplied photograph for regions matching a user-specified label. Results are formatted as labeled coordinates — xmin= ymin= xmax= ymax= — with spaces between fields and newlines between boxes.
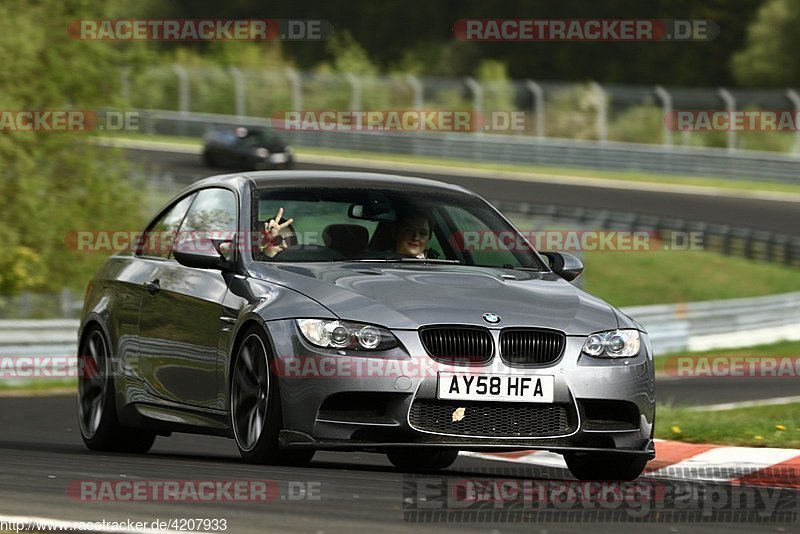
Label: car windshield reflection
xmin=253 ymin=186 xmax=546 ymax=270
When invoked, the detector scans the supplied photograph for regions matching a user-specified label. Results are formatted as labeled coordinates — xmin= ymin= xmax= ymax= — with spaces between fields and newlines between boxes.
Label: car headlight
xmin=296 ymin=319 xmax=398 ymax=351
xmin=581 ymin=329 xmax=641 ymax=358
xmin=254 ymin=147 xmax=270 ymax=158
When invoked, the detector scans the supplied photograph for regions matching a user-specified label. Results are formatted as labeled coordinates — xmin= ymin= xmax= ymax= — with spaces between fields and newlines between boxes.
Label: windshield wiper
xmin=499 ymin=265 xmax=546 ymax=272
xmin=351 ymin=257 xmax=462 ymax=264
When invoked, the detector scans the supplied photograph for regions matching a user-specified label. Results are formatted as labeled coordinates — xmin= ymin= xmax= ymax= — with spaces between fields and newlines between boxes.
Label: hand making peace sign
xmin=260 ymin=207 xmax=295 ymax=258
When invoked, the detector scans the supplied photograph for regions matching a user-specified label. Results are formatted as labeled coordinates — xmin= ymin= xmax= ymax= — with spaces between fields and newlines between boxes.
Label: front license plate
xmin=270 ymin=153 xmax=288 ymax=163
xmin=437 ymin=373 xmax=554 ymax=403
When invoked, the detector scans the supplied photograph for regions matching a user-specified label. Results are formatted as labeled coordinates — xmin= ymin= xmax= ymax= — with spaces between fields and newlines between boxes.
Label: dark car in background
xmin=202 ymin=126 xmax=293 ymax=170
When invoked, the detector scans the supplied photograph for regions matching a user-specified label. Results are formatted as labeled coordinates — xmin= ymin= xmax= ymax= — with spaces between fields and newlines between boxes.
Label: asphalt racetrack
xmin=0 ymin=395 xmax=792 ymax=533
xmin=125 ymin=147 xmax=800 ymax=236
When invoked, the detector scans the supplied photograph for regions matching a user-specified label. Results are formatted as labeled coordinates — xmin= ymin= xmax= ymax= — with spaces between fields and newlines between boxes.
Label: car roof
xmin=189 ymin=171 xmax=479 ymax=196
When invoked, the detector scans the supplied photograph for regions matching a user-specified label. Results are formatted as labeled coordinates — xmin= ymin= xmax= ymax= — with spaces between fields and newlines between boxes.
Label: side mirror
xmin=541 ymin=252 xmax=584 ymax=281
xmin=173 ymin=237 xmax=233 ymax=270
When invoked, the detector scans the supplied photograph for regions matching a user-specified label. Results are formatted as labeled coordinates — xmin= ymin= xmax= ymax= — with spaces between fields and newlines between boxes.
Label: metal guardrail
xmin=0 ymin=320 xmax=77 ymax=348
xmin=0 ymin=290 xmax=82 ymax=320
xmin=134 ymin=109 xmax=800 ymax=182
xmin=2 ymin=291 xmax=799 ymax=367
xmin=625 ymin=291 xmax=800 ymax=354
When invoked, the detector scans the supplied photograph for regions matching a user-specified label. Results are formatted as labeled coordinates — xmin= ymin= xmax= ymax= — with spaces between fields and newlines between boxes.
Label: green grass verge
xmin=653 ymin=340 xmax=799 ymax=448
xmin=574 ymin=250 xmax=800 ymax=307
xmin=0 ymin=378 xmax=76 ymax=396
xmin=105 ymin=132 xmax=800 ymax=195
xmin=655 ymin=402 xmax=800 ymax=448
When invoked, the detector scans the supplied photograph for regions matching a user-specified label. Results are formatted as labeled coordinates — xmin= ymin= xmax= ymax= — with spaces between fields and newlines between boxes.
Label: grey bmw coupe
xmin=78 ymin=171 xmax=655 ymax=480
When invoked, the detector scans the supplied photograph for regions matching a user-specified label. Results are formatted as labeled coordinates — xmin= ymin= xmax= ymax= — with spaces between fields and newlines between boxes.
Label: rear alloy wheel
xmin=231 ymin=327 xmax=314 ymax=466
xmin=77 ymin=327 xmax=156 ymax=453
xmin=386 ymin=449 xmax=459 ymax=471
xmin=565 ymin=452 xmax=649 ymax=481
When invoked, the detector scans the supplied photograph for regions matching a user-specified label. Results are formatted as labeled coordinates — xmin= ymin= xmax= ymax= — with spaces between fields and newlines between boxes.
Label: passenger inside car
xmin=262 ymin=206 xmax=440 ymax=260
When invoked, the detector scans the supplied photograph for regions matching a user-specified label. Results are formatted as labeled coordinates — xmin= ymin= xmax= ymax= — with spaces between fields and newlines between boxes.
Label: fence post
xmin=405 ymin=74 xmax=423 ymax=110
xmin=345 ymin=72 xmax=362 ymax=111
xmin=590 ymin=82 xmax=608 ymax=143
xmin=171 ymin=64 xmax=190 ymax=114
xmin=524 ymin=80 xmax=545 ymax=139
xmin=59 ymin=289 xmax=72 ymax=318
xmin=229 ymin=66 xmax=246 ymax=118
xmin=285 ymin=68 xmax=303 ymax=111
xmin=786 ymin=89 xmax=800 ymax=155
xmin=464 ymin=77 xmax=483 ymax=136
xmin=718 ymin=88 xmax=736 ymax=152
xmin=654 ymin=85 xmax=673 ymax=147
xmin=119 ymin=67 xmax=131 ymax=104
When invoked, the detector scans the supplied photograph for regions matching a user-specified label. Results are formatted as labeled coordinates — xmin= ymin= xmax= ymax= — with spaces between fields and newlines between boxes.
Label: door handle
xmin=144 ymin=279 xmax=160 ymax=295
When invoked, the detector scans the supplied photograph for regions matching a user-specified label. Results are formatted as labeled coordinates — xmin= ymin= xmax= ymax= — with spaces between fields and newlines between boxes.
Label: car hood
xmin=248 ymin=262 xmax=618 ymax=334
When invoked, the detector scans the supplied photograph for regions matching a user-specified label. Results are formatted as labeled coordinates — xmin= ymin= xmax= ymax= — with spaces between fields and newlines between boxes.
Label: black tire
xmin=202 ymin=150 xmax=216 ymax=167
xmin=77 ymin=327 xmax=156 ymax=453
xmin=565 ymin=452 xmax=649 ymax=481
xmin=230 ymin=326 xmax=314 ymax=466
xmin=386 ymin=449 xmax=459 ymax=471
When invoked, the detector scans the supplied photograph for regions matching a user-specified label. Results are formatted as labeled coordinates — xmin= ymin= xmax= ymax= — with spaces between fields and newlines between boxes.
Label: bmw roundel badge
xmin=482 ymin=313 xmax=501 ymax=324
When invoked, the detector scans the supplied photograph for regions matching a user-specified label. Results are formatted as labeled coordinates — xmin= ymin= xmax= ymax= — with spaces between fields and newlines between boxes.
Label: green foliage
xmin=478 ymin=60 xmax=515 ymax=114
xmin=0 ymin=0 xmax=149 ymax=295
xmin=324 ymin=31 xmax=378 ymax=76
xmin=732 ymin=0 xmax=800 ymax=86
xmin=545 ymin=85 xmax=603 ymax=140
xmin=607 ymin=105 xmax=664 ymax=144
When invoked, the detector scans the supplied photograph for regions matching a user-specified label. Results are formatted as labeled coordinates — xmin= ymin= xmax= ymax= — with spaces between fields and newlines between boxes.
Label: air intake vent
xmin=409 ymin=399 xmax=573 ymax=437
xmin=419 ymin=327 xmax=493 ymax=364
xmin=500 ymin=329 xmax=565 ymax=366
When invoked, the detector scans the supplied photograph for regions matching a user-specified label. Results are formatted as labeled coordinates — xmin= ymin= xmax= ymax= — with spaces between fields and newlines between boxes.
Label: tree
xmin=732 ymin=0 xmax=800 ymax=86
xmin=0 ymin=0 xmax=150 ymax=295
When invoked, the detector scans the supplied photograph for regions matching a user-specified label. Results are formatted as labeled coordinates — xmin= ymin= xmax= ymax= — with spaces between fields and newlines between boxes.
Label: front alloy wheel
xmin=230 ymin=326 xmax=314 ymax=466
xmin=231 ymin=332 xmax=270 ymax=452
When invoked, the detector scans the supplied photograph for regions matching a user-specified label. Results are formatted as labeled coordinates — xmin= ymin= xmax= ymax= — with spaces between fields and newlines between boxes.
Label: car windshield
xmin=253 ymin=185 xmax=547 ymax=269
xmin=247 ymin=130 xmax=281 ymax=145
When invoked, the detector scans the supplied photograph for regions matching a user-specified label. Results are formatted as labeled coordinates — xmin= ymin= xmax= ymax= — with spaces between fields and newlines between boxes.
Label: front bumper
xmin=265 ymin=320 xmax=656 ymax=456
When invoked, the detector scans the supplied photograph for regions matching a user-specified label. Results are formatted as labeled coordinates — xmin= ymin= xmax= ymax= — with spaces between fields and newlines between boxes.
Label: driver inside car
xmin=261 ymin=206 xmax=439 ymax=259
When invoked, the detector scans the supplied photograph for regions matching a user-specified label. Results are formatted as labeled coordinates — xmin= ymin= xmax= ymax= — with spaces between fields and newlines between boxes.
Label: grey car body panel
xmin=79 ymin=171 xmax=655 ymax=455
xmin=247 ymin=262 xmax=618 ymax=334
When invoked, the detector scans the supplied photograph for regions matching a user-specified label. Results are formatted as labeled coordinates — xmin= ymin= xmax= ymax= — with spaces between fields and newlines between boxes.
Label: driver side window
xmin=177 ymin=188 xmax=238 ymax=243
xmin=137 ymin=194 xmax=196 ymax=259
